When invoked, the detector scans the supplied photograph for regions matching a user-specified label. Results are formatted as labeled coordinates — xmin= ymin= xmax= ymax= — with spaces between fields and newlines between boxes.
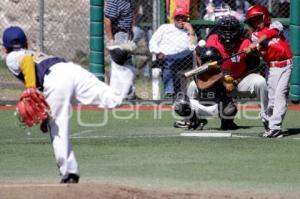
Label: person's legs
xmin=110 ymin=61 xmax=136 ymax=99
xmin=186 ymin=80 xmax=198 ymax=99
xmin=163 ymin=50 xmax=193 ymax=97
xmin=69 ymin=63 xmax=123 ymax=108
xmin=43 ymin=63 xmax=80 ymax=182
xmin=110 ymin=32 xmax=135 ymax=99
xmin=173 ymin=52 xmax=193 ymax=94
xmin=190 ymin=99 xmax=219 ymax=117
xmin=268 ymin=65 xmax=292 ymax=131
xmin=234 ymin=73 xmax=268 ymax=119
xmin=162 ymin=58 xmax=175 ymax=96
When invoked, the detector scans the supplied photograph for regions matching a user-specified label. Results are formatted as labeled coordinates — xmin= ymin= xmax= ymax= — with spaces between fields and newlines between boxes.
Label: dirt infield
xmin=0 ymin=183 xmax=296 ymax=199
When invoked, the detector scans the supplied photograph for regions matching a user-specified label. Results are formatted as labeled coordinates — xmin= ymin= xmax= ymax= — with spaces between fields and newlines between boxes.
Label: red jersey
xmin=206 ymin=34 xmax=251 ymax=79
xmin=251 ymin=26 xmax=292 ymax=64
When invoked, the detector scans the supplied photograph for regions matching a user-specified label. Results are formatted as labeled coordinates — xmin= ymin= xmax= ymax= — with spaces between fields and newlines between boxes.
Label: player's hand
xmin=156 ymin=52 xmax=165 ymax=60
xmin=244 ymin=43 xmax=258 ymax=54
xmin=183 ymin=22 xmax=194 ymax=33
xmin=224 ymin=82 xmax=236 ymax=93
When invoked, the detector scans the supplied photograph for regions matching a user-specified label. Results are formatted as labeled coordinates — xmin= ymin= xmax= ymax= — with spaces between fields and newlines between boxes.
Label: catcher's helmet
xmin=2 ymin=26 xmax=27 ymax=50
xmin=245 ymin=5 xmax=271 ymax=25
xmin=216 ymin=15 xmax=242 ymax=51
xmin=196 ymin=46 xmax=222 ymax=63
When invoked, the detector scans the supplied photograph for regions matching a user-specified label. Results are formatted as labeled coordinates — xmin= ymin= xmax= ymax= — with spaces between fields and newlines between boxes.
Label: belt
xmin=269 ymin=59 xmax=292 ymax=68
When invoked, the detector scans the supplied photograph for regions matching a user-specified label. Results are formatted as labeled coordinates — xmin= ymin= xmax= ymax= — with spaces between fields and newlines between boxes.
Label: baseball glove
xmin=16 ymin=88 xmax=51 ymax=128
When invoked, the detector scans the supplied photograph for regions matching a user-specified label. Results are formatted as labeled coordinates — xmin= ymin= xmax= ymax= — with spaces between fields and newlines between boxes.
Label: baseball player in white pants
xmin=265 ymin=64 xmax=292 ymax=134
xmin=3 ymin=26 xmax=126 ymax=183
xmin=245 ymin=5 xmax=293 ymax=137
xmin=44 ymin=62 xmax=123 ymax=182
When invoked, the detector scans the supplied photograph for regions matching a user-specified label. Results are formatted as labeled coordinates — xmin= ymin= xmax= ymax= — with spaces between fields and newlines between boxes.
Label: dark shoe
xmin=188 ymin=118 xmax=208 ymax=130
xmin=174 ymin=118 xmax=208 ymax=130
xmin=198 ymin=119 xmax=208 ymax=130
xmin=125 ymin=93 xmax=142 ymax=100
xmin=174 ymin=119 xmax=190 ymax=128
xmin=262 ymin=129 xmax=283 ymax=138
xmin=165 ymin=93 xmax=175 ymax=100
xmin=220 ymin=119 xmax=238 ymax=130
xmin=60 ymin=173 xmax=79 ymax=184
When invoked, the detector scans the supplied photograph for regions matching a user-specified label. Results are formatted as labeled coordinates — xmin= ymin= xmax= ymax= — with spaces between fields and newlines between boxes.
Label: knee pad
xmin=173 ymin=94 xmax=192 ymax=117
xmin=220 ymin=101 xmax=237 ymax=119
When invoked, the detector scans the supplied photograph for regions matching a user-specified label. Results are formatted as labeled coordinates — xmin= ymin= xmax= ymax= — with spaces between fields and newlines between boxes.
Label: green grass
xmin=0 ymin=108 xmax=300 ymax=195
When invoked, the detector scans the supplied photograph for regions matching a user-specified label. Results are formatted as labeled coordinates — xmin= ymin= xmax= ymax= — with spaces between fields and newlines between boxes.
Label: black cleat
xmin=174 ymin=118 xmax=208 ymax=130
xmin=60 ymin=173 xmax=79 ymax=184
xmin=220 ymin=119 xmax=238 ymax=130
xmin=188 ymin=118 xmax=207 ymax=130
xmin=174 ymin=119 xmax=190 ymax=128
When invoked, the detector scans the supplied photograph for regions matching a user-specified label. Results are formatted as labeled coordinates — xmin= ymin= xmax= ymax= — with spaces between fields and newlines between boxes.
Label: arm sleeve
xmin=261 ymin=28 xmax=280 ymax=40
xmin=20 ymin=55 xmax=37 ymax=88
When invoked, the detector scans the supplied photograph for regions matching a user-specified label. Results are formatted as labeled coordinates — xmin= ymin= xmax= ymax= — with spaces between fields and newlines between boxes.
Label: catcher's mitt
xmin=16 ymin=88 xmax=51 ymax=128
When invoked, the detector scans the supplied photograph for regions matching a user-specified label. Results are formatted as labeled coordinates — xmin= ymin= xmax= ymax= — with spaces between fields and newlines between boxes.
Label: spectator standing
xmin=104 ymin=0 xmax=136 ymax=99
xmin=149 ymin=8 xmax=197 ymax=99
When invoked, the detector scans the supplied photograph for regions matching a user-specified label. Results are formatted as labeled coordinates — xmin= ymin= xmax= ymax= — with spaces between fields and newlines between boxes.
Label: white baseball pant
xmin=187 ymin=81 xmax=219 ymax=117
xmin=230 ymin=73 xmax=268 ymax=120
xmin=43 ymin=62 xmax=122 ymax=179
xmin=267 ymin=64 xmax=292 ymax=130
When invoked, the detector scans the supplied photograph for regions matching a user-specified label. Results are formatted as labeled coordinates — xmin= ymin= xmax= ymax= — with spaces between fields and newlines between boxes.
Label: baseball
xmin=198 ymin=40 xmax=206 ymax=47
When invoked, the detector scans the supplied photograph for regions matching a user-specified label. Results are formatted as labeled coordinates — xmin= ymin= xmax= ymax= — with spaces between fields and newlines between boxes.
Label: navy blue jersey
xmin=105 ymin=0 xmax=133 ymax=34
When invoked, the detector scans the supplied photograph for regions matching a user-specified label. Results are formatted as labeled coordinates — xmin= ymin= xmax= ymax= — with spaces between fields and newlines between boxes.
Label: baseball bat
xmin=184 ymin=51 xmax=246 ymax=78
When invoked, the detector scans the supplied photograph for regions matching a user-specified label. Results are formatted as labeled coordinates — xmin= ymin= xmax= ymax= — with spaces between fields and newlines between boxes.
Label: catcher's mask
xmin=216 ymin=15 xmax=242 ymax=51
xmin=3 ymin=26 xmax=27 ymax=50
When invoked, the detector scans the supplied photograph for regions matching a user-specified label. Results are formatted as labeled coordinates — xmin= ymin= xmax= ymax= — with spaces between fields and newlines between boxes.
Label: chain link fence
xmin=0 ymin=0 xmax=290 ymax=102
xmin=134 ymin=0 xmax=291 ymax=100
xmin=0 ymin=0 xmax=88 ymax=102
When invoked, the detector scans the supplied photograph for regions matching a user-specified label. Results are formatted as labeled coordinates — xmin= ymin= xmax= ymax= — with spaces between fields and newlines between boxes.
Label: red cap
xmin=173 ymin=7 xmax=188 ymax=18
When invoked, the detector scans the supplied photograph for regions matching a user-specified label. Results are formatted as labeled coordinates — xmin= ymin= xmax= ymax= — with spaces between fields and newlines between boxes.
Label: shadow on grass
xmin=206 ymin=125 xmax=259 ymax=131
xmin=283 ymin=128 xmax=300 ymax=137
